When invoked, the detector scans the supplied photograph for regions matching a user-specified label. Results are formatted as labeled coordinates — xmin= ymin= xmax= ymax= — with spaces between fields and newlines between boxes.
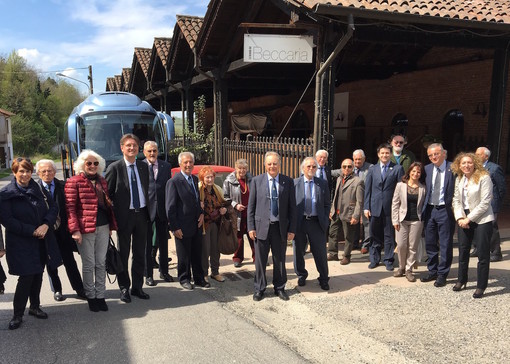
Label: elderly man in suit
xmin=166 ymin=151 xmax=209 ymax=290
xmin=106 ymin=133 xmax=150 ymax=303
xmin=329 ymin=158 xmax=364 ymax=266
xmin=364 ymin=143 xmax=404 ymax=270
xmin=420 ymin=143 xmax=456 ymax=287
xmin=293 ymin=157 xmax=330 ymax=290
xmin=248 ymin=151 xmax=296 ymax=301
xmin=353 ymin=149 xmax=373 ymax=254
xmin=315 ymin=149 xmax=332 ymax=190
xmin=35 ymin=160 xmax=85 ymax=301
xmin=143 ymin=141 xmax=173 ymax=286
xmin=475 ymin=146 xmax=506 ymax=262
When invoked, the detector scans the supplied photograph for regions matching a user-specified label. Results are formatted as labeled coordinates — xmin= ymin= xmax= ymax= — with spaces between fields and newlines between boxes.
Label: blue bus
xmin=62 ymin=92 xmax=171 ymax=179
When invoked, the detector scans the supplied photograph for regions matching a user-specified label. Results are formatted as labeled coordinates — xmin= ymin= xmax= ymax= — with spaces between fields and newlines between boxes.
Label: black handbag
xmin=106 ymin=237 xmax=124 ymax=283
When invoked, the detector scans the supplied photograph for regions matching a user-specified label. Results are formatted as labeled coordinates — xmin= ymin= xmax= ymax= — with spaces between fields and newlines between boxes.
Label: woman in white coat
xmin=451 ymin=152 xmax=494 ymax=298
xmin=391 ymin=162 xmax=426 ymax=282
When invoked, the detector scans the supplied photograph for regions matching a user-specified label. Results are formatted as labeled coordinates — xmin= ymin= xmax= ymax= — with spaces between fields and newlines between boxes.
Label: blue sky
xmin=0 ymin=0 xmax=208 ymax=95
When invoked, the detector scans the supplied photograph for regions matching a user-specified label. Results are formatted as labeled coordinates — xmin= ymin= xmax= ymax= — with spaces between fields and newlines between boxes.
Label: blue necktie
xmin=381 ymin=164 xmax=387 ymax=180
xmin=187 ymin=175 xmax=198 ymax=200
xmin=129 ymin=164 xmax=141 ymax=209
xmin=271 ymin=178 xmax=278 ymax=217
xmin=305 ymin=180 xmax=312 ymax=216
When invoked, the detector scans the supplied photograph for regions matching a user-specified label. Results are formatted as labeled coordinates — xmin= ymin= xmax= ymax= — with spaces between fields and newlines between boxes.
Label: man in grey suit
xmin=248 ymin=151 xmax=296 ymax=301
xmin=364 ymin=143 xmax=404 ymax=270
xmin=329 ymin=158 xmax=364 ymax=265
xmin=293 ymin=157 xmax=330 ymax=290
xmin=476 ymin=147 xmax=507 ymax=262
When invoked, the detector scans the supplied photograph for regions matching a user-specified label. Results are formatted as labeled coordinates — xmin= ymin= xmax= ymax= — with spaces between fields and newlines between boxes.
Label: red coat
xmin=65 ymin=173 xmax=118 ymax=234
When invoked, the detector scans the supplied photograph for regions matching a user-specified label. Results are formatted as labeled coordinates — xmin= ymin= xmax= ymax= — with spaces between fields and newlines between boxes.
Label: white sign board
xmin=243 ymin=34 xmax=314 ymax=63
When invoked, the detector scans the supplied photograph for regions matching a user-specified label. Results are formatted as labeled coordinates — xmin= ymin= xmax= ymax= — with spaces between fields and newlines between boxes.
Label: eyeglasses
xmin=16 ymin=157 xmax=31 ymax=163
xmin=305 ymin=165 xmax=318 ymax=169
xmin=393 ymin=140 xmax=405 ymax=145
xmin=342 ymin=165 xmax=353 ymax=169
xmin=428 ymin=153 xmax=441 ymax=158
xmin=39 ymin=169 xmax=55 ymax=174
xmin=86 ymin=161 xmax=99 ymax=166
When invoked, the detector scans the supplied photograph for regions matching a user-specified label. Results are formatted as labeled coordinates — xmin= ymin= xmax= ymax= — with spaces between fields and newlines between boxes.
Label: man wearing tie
xmin=36 ymin=159 xmax=85 ymax=301
xmin=315 ymin=149 xmax=332 ymax=190
xmin=106 ymin=134 xmax=150 ymax=302
xmin=421 ymin=143 xmax=455 ymax=287
xmin=293 ymin=157 xmax=330 ymax=290
xmin=165 ymin=152 xmax=209 ymax=290
xmin=143 ymin=141 xmax=173 ymax=286
xmin=248 ymin=151 xmax=296 ymax=301
xmin=353 ymin=150 xmax=373 ymax=254
xmin=364 ymin=144 xmax=404 ymax=270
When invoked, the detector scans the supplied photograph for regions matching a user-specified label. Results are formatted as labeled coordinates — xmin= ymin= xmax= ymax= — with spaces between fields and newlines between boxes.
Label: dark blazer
xmin=422 ymin=161 xmax=455 ymax=216
xmin=147 ymin=159 xmax=172 ymax=221
xmin=247 ymin=173 xmax=297 ymax=241
xmin=105 ymin=159 xmax=149 ymax=230
xmin=316 ymin=164 xmax=332 ymax=190
xmin=363 ymin=162 xmax=404 ymax=217
xmin=165 ymin=171 xmax=202 ymax=238
xmin=294 ymin=176 xmax=330 ymax=233
xmin=0 ymin=178 xmax=62 ymax=276
xmin=485 ymin=161 xmax=506 ymax=213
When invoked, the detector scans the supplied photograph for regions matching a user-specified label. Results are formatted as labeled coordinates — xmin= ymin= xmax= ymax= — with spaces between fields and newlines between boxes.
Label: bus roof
xmin=71 ymin=92 xmax=157 ymax=116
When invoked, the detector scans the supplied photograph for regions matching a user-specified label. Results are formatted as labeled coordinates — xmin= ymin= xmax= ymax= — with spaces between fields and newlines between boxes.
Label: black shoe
xmin=96 ymin=298 xmax=108 ymax=311
xmin=420 ymin=273 xmax=438 ymax=283
xmin=452 ymin=282 xmax=466 ymax=292
xmin=385 ymin=265 xmax=394 ymax=272
xmin=152 ymin=259 xmax=159 ymax=269
xmin=320 ymin=282 xmax=330 ymax=291
xmin=76 ymin=289 xmax=87 ymax=300
xmin=120 ymin=288 xmax=131 ymax=303
xmin=131 ymin=289 xmax=150 ymax=299
xmin=160 ymin=273 xmax=174 ymax=282
xmin=196 ymin=280 xmax=211 ymax=288
xmin=54 ymin=292 xmax=66 ymax=302
xmin=8 ymin=316 xmax=22 ymax=330
xmin=253 ymin=291 xmax=264 ymax=301
xmin=297 ymin=276 xmax=306 ymax=287
xmin=368 ymin=262 xmax=379 ymax=269
xmin=28 ymin=307 xmax=48 ymax=319
xmin=490 ymin=254 xmax=502 ymax=262
xmin=145 ymin=277 xmax=156 ymax=286
xmin=473 ymin=288 xmax=485 ymax=298
xmin=180 ymin=281 xmax=194 ymax=290
xmin=434 ymin=276 xmax=447 ymax=287
xmin=0 ymin=283 xmax=4 ymax=294
xmin=470 ymin=248 xmax=478 ymax=258
xmin=275 ymin=290 xmax=289 ymax=301
xmin=87 ymin=298 xmax=99 ymax=312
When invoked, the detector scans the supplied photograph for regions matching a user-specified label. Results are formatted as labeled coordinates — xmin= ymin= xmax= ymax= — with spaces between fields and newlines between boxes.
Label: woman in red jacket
xmin=65 ymin=150 xmax=117 ymax=312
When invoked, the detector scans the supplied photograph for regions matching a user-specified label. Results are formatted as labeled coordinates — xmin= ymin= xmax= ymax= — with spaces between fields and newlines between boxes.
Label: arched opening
xmin=442 ymin=109 xmax=464 ymax=157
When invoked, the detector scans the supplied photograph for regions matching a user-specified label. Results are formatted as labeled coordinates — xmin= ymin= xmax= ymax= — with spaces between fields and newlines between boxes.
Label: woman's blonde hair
xmin=451 ymin=152 xmax=488 ymax=184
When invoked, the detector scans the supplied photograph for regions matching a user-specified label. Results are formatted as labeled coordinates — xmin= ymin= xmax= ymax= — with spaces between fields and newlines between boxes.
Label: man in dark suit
xmin=315 ymin=149 xmax=332 ymax=190
xmin=476 ymin=147 xmax=506 ymax=262
xmin=364 ymin=143 xmax=404 ymax=271
xmin=106 ymin=133 xmax=150 ymax=302
xmin=165 ymin=151 xmax=209 ymax=290
xmin=293 ymin=157 xmax=330 ymax=290
xmin=421 ymin=143 xmax=455 ymax=287
xmin=36 ymin=160 xmax=85 ymax=301
xmin=143 ymin=141 xmax=173 ymax=286
xmin=248 ymin=151 xmax=296 ymax=301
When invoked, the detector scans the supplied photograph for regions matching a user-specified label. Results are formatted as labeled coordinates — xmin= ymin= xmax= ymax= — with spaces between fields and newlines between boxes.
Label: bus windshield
xmin=77 ymin=111 xmax=165 ymax=164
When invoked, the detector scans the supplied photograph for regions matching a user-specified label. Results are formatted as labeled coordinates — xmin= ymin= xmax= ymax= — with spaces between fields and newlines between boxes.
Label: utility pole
xmin=88 ymin=65 xmax=94 ymax=95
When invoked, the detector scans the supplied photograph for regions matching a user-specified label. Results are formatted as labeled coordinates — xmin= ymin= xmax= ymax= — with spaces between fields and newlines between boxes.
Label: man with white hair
xmin=35 ymin=159 xmax=85 ymax=301
xmin=475 ymin=147 xmax=506 ymax=261
xmin=315 ymin=149 xmax=332 ymax=190
xmin=352 ymin=149 xmax=373 ymax=254
xmin=390 ymin=134 xmax=415 ymax=173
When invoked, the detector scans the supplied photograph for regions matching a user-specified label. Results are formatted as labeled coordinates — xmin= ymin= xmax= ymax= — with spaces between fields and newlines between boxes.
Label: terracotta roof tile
xmin=122 ymin=68 xmax=131 ymax=90
xmin=106 ymin=77 xmax=116 ymax=91
xmin=176 ymin=15 xmax=204 ymax=49
xmin=114 ymin=75 xmax=122 ymax=91
xmin=134 ymin=47 xmax=152 ymax=78
xmin=297 ymin=0 xmax=510 ymax=23
xmin=154 ymin=37 xmax=172 ymax=68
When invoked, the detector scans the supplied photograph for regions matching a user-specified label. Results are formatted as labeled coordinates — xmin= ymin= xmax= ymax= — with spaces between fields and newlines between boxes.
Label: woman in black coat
xmin=0 ymin=157 xmax=61 ymax=330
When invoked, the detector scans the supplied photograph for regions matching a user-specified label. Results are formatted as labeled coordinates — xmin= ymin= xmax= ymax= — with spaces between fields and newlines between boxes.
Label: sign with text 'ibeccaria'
xmin=243 ymin=34 xmax=314 ymax=63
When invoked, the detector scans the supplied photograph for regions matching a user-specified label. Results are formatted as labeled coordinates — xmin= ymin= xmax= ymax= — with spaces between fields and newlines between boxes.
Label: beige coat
xmin=453 ymin=174 xmax=494 ymax=224
xmin=391 ymin=181 xmax=426 ymax=225
xmin=330 ymin=175 xmax=364 ymax=222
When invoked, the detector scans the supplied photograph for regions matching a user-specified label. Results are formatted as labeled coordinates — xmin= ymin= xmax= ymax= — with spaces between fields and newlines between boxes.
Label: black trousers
xmin=175 ymin=229 xmax=204 ymax=284
xmin=46 ymin=233 xmax=84 ymax=293
xmin=13 ymin=273 xmax=43 ymax=317
xmin=145 ymin=218 xmax=169 ymax=278
xmin=293 ymin=218 xmax=329 ymax=284
xmin=117 ymin=208 xmax=149 ymax=290
xmin=254 ymin=223 xmax=287 ymax=293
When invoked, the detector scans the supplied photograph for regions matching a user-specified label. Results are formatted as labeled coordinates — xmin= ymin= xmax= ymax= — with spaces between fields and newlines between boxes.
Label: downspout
xmin=313 ymin=14 xmax=354 ymax=153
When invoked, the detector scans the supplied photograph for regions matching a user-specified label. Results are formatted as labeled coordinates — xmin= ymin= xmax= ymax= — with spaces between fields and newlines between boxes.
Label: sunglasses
xmin=86 ymin=161 xmax=99 ymax=166
xmin=16 ymin=157 xmax=32 ymax=163
xmin=342 ymin=165 xmax=353 ymax=169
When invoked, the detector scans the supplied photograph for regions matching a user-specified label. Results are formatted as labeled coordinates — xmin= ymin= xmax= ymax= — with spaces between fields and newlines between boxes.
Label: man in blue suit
xmin=143 ymin=141 xmax=173 ymax=286
xmin=476 ymin=147 xmax=506 ymax=262
xmin=248 ymin=151 xmax=296 ymax=301
xmin=165 ymin=151 xmax=209 ymax=290
xmin=421 ymin=143 xmax=456 ymax=287
xmin=293 ymin=157 xmax=330 ymax=290
xmin=364 ymin=143 xmax=404 ymax=270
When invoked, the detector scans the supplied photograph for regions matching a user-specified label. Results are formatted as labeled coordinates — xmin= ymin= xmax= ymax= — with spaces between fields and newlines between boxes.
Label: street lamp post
xmin=56 ymin=71 xmax=92 ymax=95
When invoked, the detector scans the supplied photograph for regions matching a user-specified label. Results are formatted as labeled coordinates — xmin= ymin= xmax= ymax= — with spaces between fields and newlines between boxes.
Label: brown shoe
xmin=340 ymin=257 xmax=350 ymax=265
xmin=327 ymin=253 xmax=339 ymax=261
xmin=406 ymin=270 xmax=416 ymax=282
xmin=360 ymin=247 xmax=369 ymax=254
xmin=393 ymin=269 xmax=405 ymax=277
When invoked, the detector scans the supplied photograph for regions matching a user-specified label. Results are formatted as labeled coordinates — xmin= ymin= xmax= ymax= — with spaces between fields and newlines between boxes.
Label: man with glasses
xmin=421 ymin=143 xmax=455 ymax=287
xmin=293 ymin=157 xmax=330 ymax=290
xmin=390 ymin=134 xmax=415 ymax=173
xmin=329 ymin=159 xmax=364 ymax=265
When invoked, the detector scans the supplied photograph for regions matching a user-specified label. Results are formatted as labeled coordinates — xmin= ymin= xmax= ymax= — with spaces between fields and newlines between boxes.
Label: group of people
xmin=0 ymin=131 xmax=506 ymax=330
